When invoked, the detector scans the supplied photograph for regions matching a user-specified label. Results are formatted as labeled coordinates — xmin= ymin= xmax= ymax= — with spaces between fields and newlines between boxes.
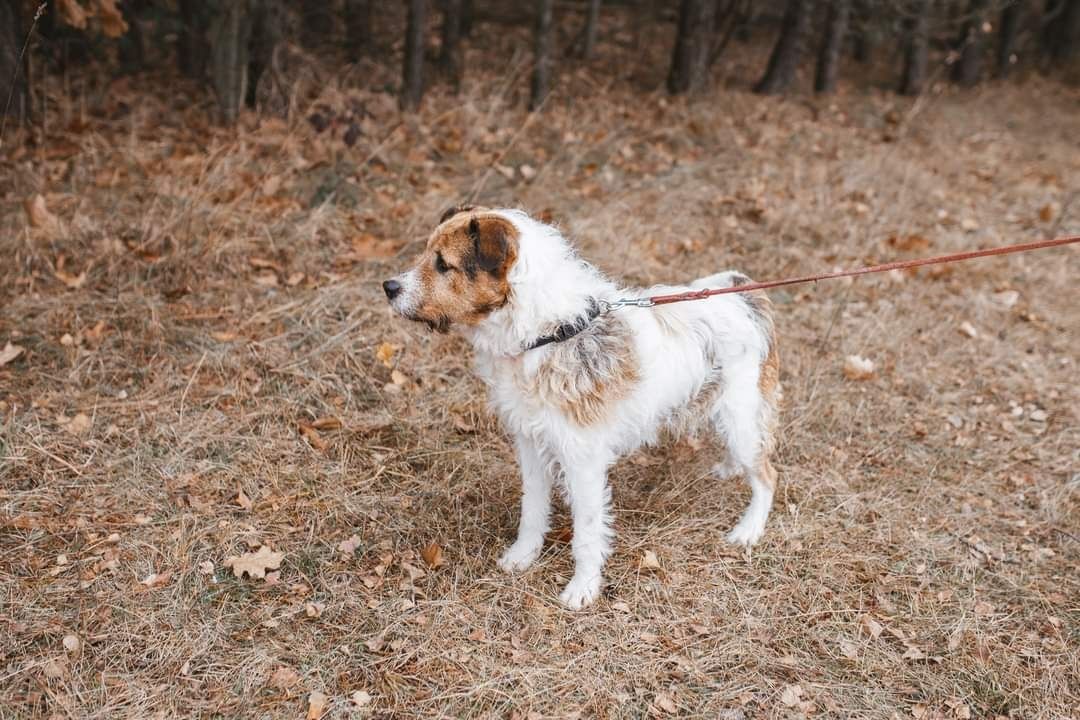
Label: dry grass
xmin=2 ymin=21 xmax=1079 ymax=720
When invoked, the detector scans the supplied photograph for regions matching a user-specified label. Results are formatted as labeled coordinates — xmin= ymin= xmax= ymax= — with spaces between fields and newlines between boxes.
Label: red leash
xmin=629 ymin=234 xmax=1080 ymax=307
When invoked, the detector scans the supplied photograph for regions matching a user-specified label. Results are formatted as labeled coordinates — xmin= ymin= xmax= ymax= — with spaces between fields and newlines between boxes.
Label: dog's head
xmin=383 ymin=206 xmax=519 ymax=332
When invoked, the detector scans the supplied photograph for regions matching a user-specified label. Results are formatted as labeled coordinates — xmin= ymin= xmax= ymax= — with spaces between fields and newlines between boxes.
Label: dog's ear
xmin=467 ymin=217 xmax=516 ymax=279
xmin=439 ymin=204 xmax=476 ymax=224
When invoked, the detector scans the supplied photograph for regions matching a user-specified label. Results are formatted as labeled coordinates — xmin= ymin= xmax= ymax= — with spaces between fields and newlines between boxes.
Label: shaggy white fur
xmin=388 ymin=209 xmax=780 ymax=609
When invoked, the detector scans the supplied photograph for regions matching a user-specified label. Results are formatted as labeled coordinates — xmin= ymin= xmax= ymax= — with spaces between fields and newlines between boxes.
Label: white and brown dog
xmin=384 ymin=207 xmax=780 ymax=608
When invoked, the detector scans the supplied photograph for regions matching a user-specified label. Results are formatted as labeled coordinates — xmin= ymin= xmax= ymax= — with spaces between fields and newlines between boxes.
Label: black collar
xmin=524 ymin=297 xmax=602 ymax=352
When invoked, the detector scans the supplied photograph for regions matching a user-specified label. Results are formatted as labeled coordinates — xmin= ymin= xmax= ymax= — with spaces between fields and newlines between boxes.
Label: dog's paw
xmin=712 ymin=458 xmax=743 ymax=481
xmin=725 ymin=517 xmax=766 ymax=547
xmin=497 ymin=541 xmax=542 ymax=573
xmin=558 ymin=574 xmax=602 ymax=610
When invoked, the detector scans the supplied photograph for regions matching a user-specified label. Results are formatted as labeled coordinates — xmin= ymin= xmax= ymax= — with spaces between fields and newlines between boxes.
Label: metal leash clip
xmin=598 ymin=297 xmax=656 ymax=313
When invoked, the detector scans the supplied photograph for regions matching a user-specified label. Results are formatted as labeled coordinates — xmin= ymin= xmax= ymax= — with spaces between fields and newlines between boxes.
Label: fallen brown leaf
xmin=224 ymin=545 xmax=283 ymax=579
xmin=351 ymin=233 xmax=398 ymax=259
xmin=139 ymin=570 xmax=172 ymax=589
xmin=249 ymin=256 xmax=284 ymax=273
xmin=421 ymin=541 xmax=444 ymax=569
xmin=887 ymin=234 xmax=931 ymax=252
xmin=375 ymin=342 xmax=399 ymax=368
xmin=62 ymin=634 xmax=81 ymax=654
xmin=299 ymin=423 xmax=328 ymax=450
xmin=25 ymin=194 xmax=60 ymax=232
xmin=654 ymin=692 xmax=678 ymax=715
xmin=338 ymin=534 xmax=361 ymax=555
xmin=780 ymin=684 xmax=804 ymax=707
xmin=546 ymin=526 xmax=573 ymax=544
xmin=253 ymin=271 xmax=279 ymax=287
xmin=268 ymin=665 xmax=300 ymax=690
xmin=307 ymin=690 xmax=329 ymax=720
xmin=0 ymin=342 xmax=24 ymax=367
xmin=859 ymin=615 xmax=883 ymax=639
xmin=65 ymin=413 xmax=93 ymax=437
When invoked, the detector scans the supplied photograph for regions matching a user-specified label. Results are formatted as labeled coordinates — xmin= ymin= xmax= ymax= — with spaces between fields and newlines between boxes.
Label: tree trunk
xmin=583 ymin=0 xmax=602 ymax=58
xmin=952 ymin=0 xmax=988 ymax=86
xmin=814 ymin=0 xmax=850 ymax=93
xmin=401 ymin=0 xmax=427 ymax=111
xmin=248 ymin=0 xmax=286 ymax=112
xmin=667 ymin=0 xmax=717 ymax=94
xmin=530 ymin=0 xmax=555 ymax=110
xmin=899 ymin=0 xmax=930 ymax=95
xmin=209 ymin=0 xmax=254 ymax=124
xmin=755 ymin=0 xmax=812 ymax=94
xmin=461 ymin=0 xmax=474 ymax=37
xmin=347 ymin=0 xmax=378 ymax=59
xmin=179 ymin=0 xmax=209 ymax=78
xmin=851 ymin=0 xmax=873 ymax=63
xmin=345 ymin=0 xmax=373 ymax=60
xmin=118 ymin=0 xmax=148 ymax=74
xmin=996 ymin=2 xmax=1021 ymax=76
xmin=1040 ymin=0 xmax=1059 ymax=57
xmin=1051 ymin=0 xmax=1080 ymax=62
xmin=710 ymin=0 xmax=748 ymax=66
xmin=301 ymin=3 xmax=333 ymax=49
xmin=0 ymin=0 xmax=27 ymax=122
xmin=439 ymin=0 xmax=464 ymax=87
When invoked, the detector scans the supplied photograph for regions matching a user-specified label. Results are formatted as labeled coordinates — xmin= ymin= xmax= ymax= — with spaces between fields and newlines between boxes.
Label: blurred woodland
xmin=2 ymin=0 xmax=1080 ymax=128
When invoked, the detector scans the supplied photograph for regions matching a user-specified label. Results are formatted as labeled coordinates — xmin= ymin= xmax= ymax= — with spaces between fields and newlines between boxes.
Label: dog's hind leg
xmin=712 ymin=351 xmax=780 ymax=547
xmin=498 ymin=436 xmax=553 ymax=573
xmin=711 ymin=452 xmax=743 ymax=481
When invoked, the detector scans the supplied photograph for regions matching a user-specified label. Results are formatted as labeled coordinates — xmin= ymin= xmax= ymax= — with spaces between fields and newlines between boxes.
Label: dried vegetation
xmin=2 ymin=19 xmax=1079 ymax=720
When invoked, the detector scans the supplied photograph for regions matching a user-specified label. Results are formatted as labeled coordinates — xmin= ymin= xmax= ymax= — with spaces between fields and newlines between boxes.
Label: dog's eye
xmin=435 ymin=253 xmax=452 ymax=274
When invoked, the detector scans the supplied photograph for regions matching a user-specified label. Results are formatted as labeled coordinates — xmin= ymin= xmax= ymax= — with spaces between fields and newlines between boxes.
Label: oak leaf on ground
xmin=421 ymin=541 xmax=444 ymax=569
xmin=307 ymin=690 xmax=329 ymax=719
xmin=0 ymin=342 xmax=24 ymax=367
xmin=25 ymin=195 xmax=61 ymax=234
xmin=268 ymin=665 xmax=300 ymax=690
xmin=224 ymin=545 xmax=283 ymax=579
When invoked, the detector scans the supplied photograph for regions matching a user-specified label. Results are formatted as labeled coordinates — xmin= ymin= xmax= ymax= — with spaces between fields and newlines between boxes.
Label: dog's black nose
xmin=383 ymin=279 xmax=402 ymax=300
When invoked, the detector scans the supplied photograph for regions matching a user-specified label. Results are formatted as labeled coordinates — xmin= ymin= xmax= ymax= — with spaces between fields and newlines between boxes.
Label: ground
xmin=1 ymin=21 xmax=1079 ymax=720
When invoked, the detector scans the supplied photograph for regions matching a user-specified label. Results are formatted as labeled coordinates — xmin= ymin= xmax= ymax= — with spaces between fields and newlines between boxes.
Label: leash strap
xmin=639 ymin=234 xmax=1080 ymax=307
xmin=523 ymin=235 xmax=1077 ymax=351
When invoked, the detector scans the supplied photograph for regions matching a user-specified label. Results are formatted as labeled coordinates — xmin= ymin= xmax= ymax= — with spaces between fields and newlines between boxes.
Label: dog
xmin=384 ymin=206 xmax=780 ymax=608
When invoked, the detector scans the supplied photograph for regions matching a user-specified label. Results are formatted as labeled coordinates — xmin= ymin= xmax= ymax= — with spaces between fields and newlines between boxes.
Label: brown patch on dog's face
xmin=388 ymin=209 xmax=518 ymax=331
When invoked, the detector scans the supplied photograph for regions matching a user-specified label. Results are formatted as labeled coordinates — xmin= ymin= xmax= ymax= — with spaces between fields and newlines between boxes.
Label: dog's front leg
xmin=559 ymin=454 xmax=613 ymax=609
xmin=498 ymin=435 xmax=552 ymax=573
